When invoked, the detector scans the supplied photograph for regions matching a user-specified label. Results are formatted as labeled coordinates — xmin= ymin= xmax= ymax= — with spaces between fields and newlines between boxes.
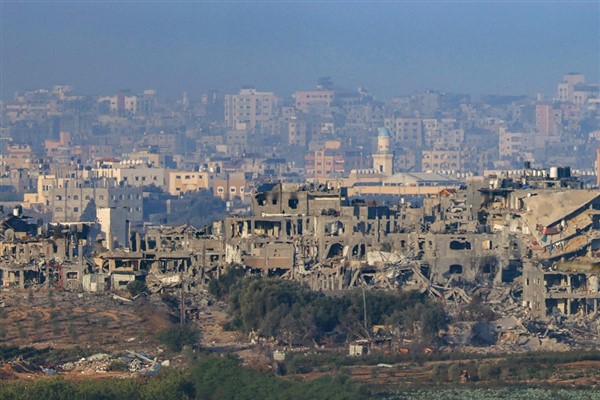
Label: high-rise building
xmin=224 ymin=88 xmax=278 ymax=131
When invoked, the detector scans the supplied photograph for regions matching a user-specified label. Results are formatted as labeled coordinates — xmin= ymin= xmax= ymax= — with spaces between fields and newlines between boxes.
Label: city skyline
xmin=2 ymin=2 xmax=599 ymax=100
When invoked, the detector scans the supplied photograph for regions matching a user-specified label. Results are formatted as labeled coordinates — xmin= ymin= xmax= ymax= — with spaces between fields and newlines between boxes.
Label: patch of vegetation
xmin=208 ymin=266 xmax=247 ymax=299
xmin=0 ymin=356 xmax=368 ymax=400
xmin=225 ymin=276 xmax=447 ymax=346
xmin=157 ymin=324 xmax=200 ymax=352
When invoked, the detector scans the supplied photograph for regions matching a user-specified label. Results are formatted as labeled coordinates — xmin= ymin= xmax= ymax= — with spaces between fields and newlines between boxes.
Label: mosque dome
xmin=378 ymin=127 xmax=391 ymax=137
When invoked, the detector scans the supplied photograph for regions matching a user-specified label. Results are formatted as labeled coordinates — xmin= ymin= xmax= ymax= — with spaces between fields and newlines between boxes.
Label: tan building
xmin=98 ymin=92 xmax=138 ymax=114
xmin=499 ymin=128 xmax=534 ymax=159
xmin=421 ymin=149 xmax=462 ymax=171
xmin=536 ymin=103 xmax=562 ymax=139
xmin=288 ymin=116 xmax=307 ymax=147
xmin=167 ymin=171 xmax=213 ymax=196
xmin=47 ymin=178 xmax=143 ymax=224
xmin=556 ymin=73 xmax=585 ymax=102
xmin=293 ymin=90 xmax=334 ymax=112
xmin=95 ymin=163 xmax=166 ymax=189
xmin=384 ymin=117 xmax=423 ymax=147
xmin=1 ymin=144 xmax=33 ymax=169
xmin=224 ymin=88 xmax=278 ymax=131
xmin=213 ymin=172 xmax=249 ymax=201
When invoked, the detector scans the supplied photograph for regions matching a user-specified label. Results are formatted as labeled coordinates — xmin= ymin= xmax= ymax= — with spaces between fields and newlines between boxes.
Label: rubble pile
xmin=57 ymin=351 xmax=168 ymax=376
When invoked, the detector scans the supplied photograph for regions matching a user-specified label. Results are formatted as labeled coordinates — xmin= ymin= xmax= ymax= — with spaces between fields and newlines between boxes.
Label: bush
xmin=208 ymin=266 xmax=246 ymax=299
xmin=430 ymin=364 xmax=448 ymax=382
xmin=157 ymin=325 xmax=200 ymax=352
xmin=478 ymin=363 xmax=501 ymax=381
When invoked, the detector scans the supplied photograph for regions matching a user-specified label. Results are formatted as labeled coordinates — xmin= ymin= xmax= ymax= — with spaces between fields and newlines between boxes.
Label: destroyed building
xmin=1 ymin=167 xmax=599 ymax=326
xmin=0 ymin=206 xmax=93 ymax=290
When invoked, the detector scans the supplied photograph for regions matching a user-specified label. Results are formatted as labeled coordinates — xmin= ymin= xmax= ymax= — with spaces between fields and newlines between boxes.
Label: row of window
xmin=216 ymin=186 xmax=245 ymax=194
xmin=55 ymin=193 xmax=142 ymax=201
xmin=54 ymin=206 xmax=141 ymax=213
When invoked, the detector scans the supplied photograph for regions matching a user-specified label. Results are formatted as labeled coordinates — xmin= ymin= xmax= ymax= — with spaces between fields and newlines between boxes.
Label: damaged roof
xmin=522 ymin=190 xmax=600 ymax=227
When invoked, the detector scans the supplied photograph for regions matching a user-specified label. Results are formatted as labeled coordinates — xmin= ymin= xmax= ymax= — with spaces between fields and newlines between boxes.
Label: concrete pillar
xmin=567 ymin=299 xmax=571 ymax=316
xmin=78 ymin=243 xmax=84 ymax=266
xmin=19 ymin=271 xmax=24 ymax=290
xmin=594 ymin=299 xmax=598 ymax=314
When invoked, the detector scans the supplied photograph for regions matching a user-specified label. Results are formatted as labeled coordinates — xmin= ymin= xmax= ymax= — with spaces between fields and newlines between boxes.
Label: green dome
xmin=378 ymin=127 xmax=391 ymax=137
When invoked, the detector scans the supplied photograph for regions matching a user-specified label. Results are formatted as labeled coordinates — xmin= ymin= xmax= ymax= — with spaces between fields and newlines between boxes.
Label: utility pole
xmin=362 ymin=287 xmax=368 ymax=337
xmin=180 ymin=270 xmax=185 ymax=325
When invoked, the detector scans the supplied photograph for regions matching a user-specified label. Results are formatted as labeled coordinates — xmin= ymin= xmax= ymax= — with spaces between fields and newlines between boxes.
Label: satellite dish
xmin=4 ymin=229 xmax=14 ymax=241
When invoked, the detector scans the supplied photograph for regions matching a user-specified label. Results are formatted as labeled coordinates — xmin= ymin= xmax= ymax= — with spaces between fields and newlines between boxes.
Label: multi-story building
xmin=224 ymin=88 xmax=278 ymax=131
xmin=94 ymin=162 xmax=166 ymax=189
xmin=1 ymin=144 xmax=33 ymax=170
xmin=535 ymin=103 xmax=562 ymax=140
xmin=288 ymin=117 xmax=307 ymax=147
xmin=499 ymin=128 xmax=534 ymax=160
xmin=384 ymin=117 xmax=423 ymax=147
xmin=421 ymin=149 xmax=462 ymax=171
xmin=98 ymin=91 xmax=138 ymax=115
xmin=213 ymin=172 xmax=250 ymax=201
xmin=167 ymin=170 xmax=213 ymax=196
xmin=44 ymin=177 xmax=143 ymax=224
xmin=293 ymin=90 xmax=334 ymax=113
xmin=556 ymin=73 xmax=585 ymax=102
xmin=305 ymin=140 xmax=345 ymax=182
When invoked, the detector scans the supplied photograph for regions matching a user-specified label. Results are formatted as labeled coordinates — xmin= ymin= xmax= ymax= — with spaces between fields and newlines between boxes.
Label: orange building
xmin=305 ymin=140 xmax=345 ymax=183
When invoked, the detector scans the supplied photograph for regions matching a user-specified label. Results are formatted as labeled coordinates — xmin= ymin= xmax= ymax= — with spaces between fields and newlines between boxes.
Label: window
xmin=56 ymin=195 xmax=62 ymax=200
xmin=230 ymin=187 xmax=236 ymax=193
xmin=217 ymin=187 xmax=224 ymax=193
xmin=73 ymin=195 xmax=79 ymax=200
xmin=73 ymin=207 xmax=79 ymax=213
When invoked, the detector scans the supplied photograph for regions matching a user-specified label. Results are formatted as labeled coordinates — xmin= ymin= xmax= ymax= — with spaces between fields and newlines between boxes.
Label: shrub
xmin=157 ymin=324 xmax=200 ymax=352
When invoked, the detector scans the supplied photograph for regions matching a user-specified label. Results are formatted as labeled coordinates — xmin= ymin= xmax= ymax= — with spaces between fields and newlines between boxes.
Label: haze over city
xmin=1 ymin=2 xmax=600 ymax=399
xmin=2 ymin=2 xmax=599 ymax=99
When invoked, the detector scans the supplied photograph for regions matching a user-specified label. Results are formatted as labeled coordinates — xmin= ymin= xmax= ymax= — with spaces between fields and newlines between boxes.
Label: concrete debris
xmin=56 ymin=351 xmax=165 ymax=375
xmin=1 ymin=176 xmax=600 ymax=354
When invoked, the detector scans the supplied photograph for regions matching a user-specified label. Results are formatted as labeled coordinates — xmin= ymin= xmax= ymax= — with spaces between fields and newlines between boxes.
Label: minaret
xmin=372 ymin=127 xmax=394 ymax=176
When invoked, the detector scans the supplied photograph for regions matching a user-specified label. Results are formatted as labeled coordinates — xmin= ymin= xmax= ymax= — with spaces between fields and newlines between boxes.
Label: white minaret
xmin=372 ymin=127 xmax=394 ymax=176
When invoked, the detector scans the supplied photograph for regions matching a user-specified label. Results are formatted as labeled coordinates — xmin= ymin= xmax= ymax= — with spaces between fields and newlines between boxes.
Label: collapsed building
xmin=1 ymin=168 xmax=599 ymax=324
xmin=0 ymin=206 xmax=93 ymax=290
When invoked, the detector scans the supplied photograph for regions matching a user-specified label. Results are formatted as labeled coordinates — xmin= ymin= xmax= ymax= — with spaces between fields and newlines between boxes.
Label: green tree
xmin=157 ymin=324 xmax=200 ymax=352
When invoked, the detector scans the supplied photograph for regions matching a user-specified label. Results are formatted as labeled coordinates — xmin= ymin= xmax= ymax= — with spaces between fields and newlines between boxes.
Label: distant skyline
xmin=1 ymin=2 xmax=599 ymax=100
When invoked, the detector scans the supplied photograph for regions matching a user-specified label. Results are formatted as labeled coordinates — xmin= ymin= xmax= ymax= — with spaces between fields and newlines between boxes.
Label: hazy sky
xmin=1 ymin=2 xmax=599 ymax=100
